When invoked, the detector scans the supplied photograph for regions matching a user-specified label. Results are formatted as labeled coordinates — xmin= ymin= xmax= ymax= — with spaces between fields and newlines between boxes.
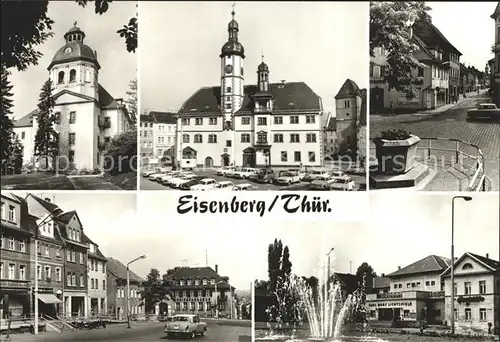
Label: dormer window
xmin=180 ymin=280 xmax=185 ymax=286
xmin=195 ymin=279 xmax=200 ymax=285
xmin=202 ymin=278 xmax=208 ymax=285
xmin=210 ymin=278 xmax=215 ymax=285
xmin=187 ymin=279 xmax=192 ymax=286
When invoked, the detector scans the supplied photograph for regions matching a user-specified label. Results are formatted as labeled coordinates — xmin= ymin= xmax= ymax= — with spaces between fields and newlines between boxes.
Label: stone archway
xmin=221 ymin=154 xmax=230 ymax=167
xmin=242 ymin=147 xmax=256 ymax=167
xmin=205 ymin=157 xmax=214 ymax=168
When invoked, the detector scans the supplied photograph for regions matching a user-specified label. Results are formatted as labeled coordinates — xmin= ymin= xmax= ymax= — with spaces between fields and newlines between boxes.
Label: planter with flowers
xmin=372 ymin=129 xmax=421 ymax=174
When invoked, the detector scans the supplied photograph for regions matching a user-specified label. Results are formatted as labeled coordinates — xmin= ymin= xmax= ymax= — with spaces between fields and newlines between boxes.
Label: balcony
xmin=98 ymin=116 xmax=111 ymax=129
xmin=376 ymin=292 xmax=403 ymax=299
xmin=428 ymin=291 xmax=445 ymax=298
xmin=254 ymin=107 xmax=271 ymax=114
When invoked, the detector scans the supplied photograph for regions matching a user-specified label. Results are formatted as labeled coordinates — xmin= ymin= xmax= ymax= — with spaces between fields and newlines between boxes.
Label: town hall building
xmin=175 ymin=10 xmax=323 ymax=169
xmin=13 ymin=23 xmax=132 ymax=171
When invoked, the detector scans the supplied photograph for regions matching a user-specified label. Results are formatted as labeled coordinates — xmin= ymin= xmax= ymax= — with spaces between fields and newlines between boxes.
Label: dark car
xmin=179 ymin=176 xmax=204 ymax=190
xmin=249 ymin=168 xmax=275 ymax=183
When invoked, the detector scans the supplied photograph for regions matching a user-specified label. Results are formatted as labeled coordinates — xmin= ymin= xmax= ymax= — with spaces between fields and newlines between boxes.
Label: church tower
xmin=48 ymin=23 xmax=100 ymax=100
xmin=220 ymin=8 xmax=245 ymax=122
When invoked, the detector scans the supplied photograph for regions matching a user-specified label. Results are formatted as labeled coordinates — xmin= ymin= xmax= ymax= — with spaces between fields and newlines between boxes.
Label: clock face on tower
xmin=64 ymin=47 xmax=72 ymax=55
xmin=225 ymin=64 xmax=233 ymax=74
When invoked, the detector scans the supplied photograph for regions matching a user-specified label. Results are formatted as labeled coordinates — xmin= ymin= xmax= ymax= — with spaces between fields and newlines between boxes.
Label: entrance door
xmin=426 ymin=90 xmax=432 ymax=109
xmin=204 ymin=157 xmax=214 ymax=168
xmin=242 ymin=148 xmax=256 ymax=167
xmin=221 ymin=154 xmax=230 ymax=167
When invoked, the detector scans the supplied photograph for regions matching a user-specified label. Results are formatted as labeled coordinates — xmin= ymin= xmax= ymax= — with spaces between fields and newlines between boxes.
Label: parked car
xmin=275 ymin=171 xmax=301 ymax=185
xmin=211 ymin=180 xmax=234 ymax=190
xmin=233 ymin=167 xmax=258 ymax=179
xmin=302 ymin=168 xmax=330 ymax=182
xmin=467 ymin=103 xmax=500 ymax=121
xmin=179 ymin=177 xmax=204 ymax=190
xmin=169 ymin=173 xmax=198 ymax=188
xmin=330 ymin=170 xmax=348 ymax=179
xmin=149 ymin=169 xmax=172 ymax=182
xmin=330 ymin=177 xmax=356 ymax=191
xmin=287 ymin=168 xmax=306 ymax=180
xmin=158 ymin=171 xmax=183 ymax=185
xmin=249 ymin=168 xmax=276 ymax=183
xmin=164 ymin=314 xmax=207 ymax=339
xmin=142 ymin=168 xmax=161 ymax=177
xmin=232 ymin=183 xmax=256 ymax=191
xmin=165 ymin=172 xmax=195 ymax=187
xmin=310 ymin=175 xmax=336 ymax=190
xmin=226 ymin=167 xmax=243 ymax=178
xmin=190 ymin=178 xmax=218 ymax=191
xmin=216 ymin=166 xmax=236 ymax=176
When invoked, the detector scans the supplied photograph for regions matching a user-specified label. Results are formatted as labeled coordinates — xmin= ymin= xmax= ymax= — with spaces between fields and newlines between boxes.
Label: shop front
xmin=36 ymin=288 xmax=63 ymax=318
xmin=0 ymin=284 xmax=30 ymax=318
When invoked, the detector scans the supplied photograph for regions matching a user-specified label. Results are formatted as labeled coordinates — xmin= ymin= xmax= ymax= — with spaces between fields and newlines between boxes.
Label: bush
xmin=103 ymin=129 xmax=137 ymax=175
xmin=380 ymin=129 xmax=412 ymax=140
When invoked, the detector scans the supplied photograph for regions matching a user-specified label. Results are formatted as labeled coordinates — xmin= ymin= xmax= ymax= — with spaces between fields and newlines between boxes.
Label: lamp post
xmin=450 ymin=196 xmax=472 ymax=336
xmin=33 ymin=208 xmax=59 ymax=335
xmin=126 ymin=255 xmax=146 ymax=329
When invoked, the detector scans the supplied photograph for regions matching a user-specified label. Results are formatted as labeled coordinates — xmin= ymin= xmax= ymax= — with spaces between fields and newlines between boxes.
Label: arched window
xmin=182 ymin=134 xmax=189 ymax=143
xmin=194 ymin=134 xmax=203 ymax=143
xmin=58 ymin=71 xmax=65 ymax=84
xmin=462 ymin=263 xmax=473 ymax=270
xmin=69 ymin=69 xmax=76 ymax=82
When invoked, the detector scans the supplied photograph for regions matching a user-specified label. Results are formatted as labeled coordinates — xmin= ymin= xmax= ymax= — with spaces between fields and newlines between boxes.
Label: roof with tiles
xmin=413 ymin=20 xmax=462 ymax=56
xmin=387 ymin=255 xmax=450 ymax=277
xmin=106 ymin=257 xmax=144 ymax=283
xmin=140 ymin=114 xmax=154 ymax=123
xmin=150 ymin=111 xmax=176 ymax=124
xmin=81 ymin=233 xmax=107 ymax=261
xmin=373 ymin=276 xmax=390 ymax=289
xmin=441 ymin=252 xmax=499 ymax=277
xmin=179 ymin=82 xmax=322 ymax=115
xmin=334 ymin=79 xmax=360 ymax=99
xmin=168 ymin=266 xmax=233 ymax=290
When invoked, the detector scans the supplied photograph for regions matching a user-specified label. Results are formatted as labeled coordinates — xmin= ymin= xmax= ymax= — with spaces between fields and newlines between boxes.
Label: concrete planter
xmin=373 ymin=135 xmax=421 ymax=174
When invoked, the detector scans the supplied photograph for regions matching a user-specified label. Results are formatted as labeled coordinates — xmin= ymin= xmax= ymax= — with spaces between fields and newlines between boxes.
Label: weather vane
xmin=262 ymin=49 xmax=264 ymax=62
xmin=232 ymin=3 xmax=235 ymax=16
xmin=73 ymin=21 xmax=77 ymax=27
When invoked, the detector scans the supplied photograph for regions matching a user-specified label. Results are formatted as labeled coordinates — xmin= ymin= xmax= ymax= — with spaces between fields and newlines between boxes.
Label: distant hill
xmin=235 ymin=289 xmax=251 ymax=300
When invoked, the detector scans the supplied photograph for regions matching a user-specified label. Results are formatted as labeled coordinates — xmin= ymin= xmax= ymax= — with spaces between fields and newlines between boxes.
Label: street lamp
xmin=450 ymin=196 xmax=472 ymax=336
xmin=34 ymin=208 xmax=60 ymax=335
xmin=126 ymin=255 xmax=146 ymax=329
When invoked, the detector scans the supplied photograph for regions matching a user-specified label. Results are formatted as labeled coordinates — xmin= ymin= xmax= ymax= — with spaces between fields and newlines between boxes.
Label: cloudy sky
xmin=8 ymin=1 xmax=137 ymax=120
xmin=139 ymin=1 xmax=369 ymax=115
xmin=427 ymin=2 xmax=495 ymax=70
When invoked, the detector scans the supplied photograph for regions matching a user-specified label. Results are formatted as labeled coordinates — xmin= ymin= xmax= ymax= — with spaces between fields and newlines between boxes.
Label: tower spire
xmin=262 ymin=49 xmax=264 ymax=62
xmin=232 ymin=3 xmax=236 ymax=17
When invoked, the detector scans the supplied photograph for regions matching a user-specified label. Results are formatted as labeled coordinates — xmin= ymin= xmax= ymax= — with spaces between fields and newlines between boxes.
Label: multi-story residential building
xmin=0 ymin=194 xmax=35 ymax=318
xmin=12 ymin=24 xmax=132 ymax=170
xmin=370 ymin=34 xmax=450 ymax=112
xmin=139 ymin=114 xmax=155 ymax=160
xmin=366 ymin=255 xmax=450 ymax=325
xmin=442 ymin=252 xmax=499 ymax=333
xmin=491 ymin=2 xmax=500 ymax=106
xmin=106 ymin=257 xmax=144 ymax=320
xmin=413 ymin=19 xmax=462 ymax=103
xmin=167 ymin=265 xmax=236 ymax=318
xmin=322 ymin=114 xmax=337 ymax=159
xmin=488 ymin=59 xmax=495 ymax=89
xmin=24 ymin=194 xmax=66 ymax=318
xmin=150 ymin=111 xmax=177 ymax=163
xmin=334 ymin=79 xmax=366 ymax=158
xmin=175 ymin=10 xmax=323 ymax=168
xmin=83 ymin=234 xmax=107 ymax=316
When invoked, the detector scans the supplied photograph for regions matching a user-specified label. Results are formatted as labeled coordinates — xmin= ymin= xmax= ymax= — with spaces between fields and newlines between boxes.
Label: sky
xmin=139 ymin=1 xmax=369 ymax=116
xmin=8 ymin=1 xmax=137 ymax=120
xmin=427 ymin=1 xmax=495 ymax=71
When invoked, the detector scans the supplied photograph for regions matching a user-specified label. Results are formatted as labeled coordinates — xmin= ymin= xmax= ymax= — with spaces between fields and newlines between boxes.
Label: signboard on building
xmin=397 ymin=87 xmax=421 ymax=104
xmin=368 ymin=301 xmax=413 ymax=309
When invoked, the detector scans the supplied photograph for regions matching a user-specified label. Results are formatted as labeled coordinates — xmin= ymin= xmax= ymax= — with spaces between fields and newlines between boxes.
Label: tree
xmin=1 ymin=0 xmax=136 ymax=72
xmin=103 ymin=128 xmax=137 ymax=175
xmin=370 ymin=1 xmax=432 ymax=90
xmin=0 ymin=64 xmax=14 ymax=173
xmin=356 ymin=262 xmax=377 ymax=294
xmin=124 ymin=79 xmax=137 ymax=127
xmin=140 ymin=268 xmax=172 ymax=314
xmin=6 ymin=135 xmax=24 ymax=174
xmin=34 ymin=79 xmax=58 ymax=170
xmin=267 ymin=239 xmax=283 ymax=295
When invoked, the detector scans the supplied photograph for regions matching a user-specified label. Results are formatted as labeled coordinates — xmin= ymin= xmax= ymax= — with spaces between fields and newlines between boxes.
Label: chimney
xmin=398 ymin=266 xmax=401 ymax=270
xmin=486 ymin=253 xmax=489 ymax=259
xmin=44 ymin=198 xmax=51 ymax=203
xmin=215 ymin=264 xmax=218 ymax=274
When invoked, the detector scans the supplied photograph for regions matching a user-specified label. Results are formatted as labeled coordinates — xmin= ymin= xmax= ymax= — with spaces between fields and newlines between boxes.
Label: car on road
xmin=190 ymin=178 xmax=218 ymax=191
xmin=330 ymin=176 xmax=356 ymax=191
xmin=249 ymin=168 xmax=276 ymax=183
xmin=216 ymin=166 xmax=236 ymax=176
xmin=232 ymin=183 xmax=256 ymax=191
xmin=275 ymin=171 xmax=301 ymax=185
xmin=302 ymin=168 xmax=330 ymax=182
xmin=158 ymin=171 xmax=183 ymax=185
xmin=164 ymin=314 xmax=207 ymax=339
xmin=149 ymin=170 xmax=172 ymax=182
xmin=287 ymin=168 xmax=306 ymax=180
xmin=164 ymin=172 xmax=195 ymax=186
xmin=310 ymin=175 xmax=336 ymax=190
xmin=169 ymin=173 xmax=198 ymax=188
xmin=233 ymin=167 xmax=258 ymax=179
xmin=225 ymin=167 xmax=243 ymax=178
xmin=211 ymin=180 xmax=234 ymax=190
xmin=330 ymin=170 xmax=348 ymax=179
xmin=467 ymin=103 xmax=500 ymax=121
xmin=179 ymin=177 xmax=205 ymax=190
xmin=142 ymin=168 xmax=161 ymax=177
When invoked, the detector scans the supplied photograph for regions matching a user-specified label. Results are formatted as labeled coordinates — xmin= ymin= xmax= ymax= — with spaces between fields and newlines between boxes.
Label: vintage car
xmin=287 ymin=168 xmax=306 ymax=181
xmin=330 ymin=170 xmax=348 ymax=179
xmin=158 ymin=171 xmax=183 ymax=185
xmin=211 ymin=180 xmax=234 ymax=190
xmin=149 ymin=170 xmax=172 ymax=182
xmin=190 ymin=178 xmax=218 ymax=191
xmin=168 ymin=173 xmax=198 ymax=188
xmin=275 ymin=171 xmax=301 ymax=185
xmin=302 ymin=168 xmax=330 ymax=182
xmin=232 ymin=183 xmax=256 ymax=191
xmin=310 ymin=175 xmax=336 ymax=190
xmin=142 ymin=168 xmax=161 ymax=177
xmin=216 ymin=166 xmax=237 ymax=176
xmin=467 ymin=103 xmax=500 ymax=121
xmin=249 ymin=168 xmax=276 ymax=183
xmin=164 ymin=314 xmax=207 ymax=339
xmin=233 ymin=167 xmax=258 ymax=179
xmin=225 ymin=167 xmax=243 ymax=178
xmin=330 ymin=176 xmax=356 ymax=191
xmin=179 ymin=177 xmax=204 ymax=190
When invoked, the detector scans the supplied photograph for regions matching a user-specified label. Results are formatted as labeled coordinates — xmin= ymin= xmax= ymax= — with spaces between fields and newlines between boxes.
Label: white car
xmin=330 ymin=177 xmax=356 ymax=191
xmin=330 ymin=170 xmax=348 ymax=179
xmin=211 ymin=180 xmax=234 ymax=190
xmin=216 ymin=166 xmax=236 ymax=176
xmin=275 ymin=171 xmax=301 ymax=185
xmin=149 ymin=170 xmax=172 ymax=182
xmin=190 ymin=178 xmax=218 ymax=191
xmin=232 ymin=183 xmax=255 ymax=191
xmin=233 ymin=167 xmax=258 ymax=179
xmin=287 ymin=168 xmax=306 ymax=181
xmin=158 ymin=171 xmax=183 ymax=185
xmin=303 ymin=169 xmax=330 ymax=182
xmin=168 ymin=174 xmax=197 ymax=188
xmin=142 ymin=168 xmax=160 ymax=177
xmin=226 ymin=167 xmax=243 ymax=178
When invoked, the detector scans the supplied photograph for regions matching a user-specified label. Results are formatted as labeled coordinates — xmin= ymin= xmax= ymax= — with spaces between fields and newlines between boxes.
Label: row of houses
xmin=0 ymin=193 xmax=144 ymax=320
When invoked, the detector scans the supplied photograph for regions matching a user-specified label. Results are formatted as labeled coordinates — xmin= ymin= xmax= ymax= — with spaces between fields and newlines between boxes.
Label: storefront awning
xmin=38 ymin=293 xmax=62 ymax=304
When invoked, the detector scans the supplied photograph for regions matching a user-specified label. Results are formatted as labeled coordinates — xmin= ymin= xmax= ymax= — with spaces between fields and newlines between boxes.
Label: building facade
xmin=492 ymin=3 xmax=500 ymax=106
xmin=322 ymin=115 xmax=337 ymax=159
xmin=83 ymin=235 xmax=107 ymax=316
xmin=175 ymin=10 xmax=323 ymax=169
xmin=139 ymin=114 xmax=155 ymax=160
xmin=106 ymin=257 xmax=144 ymax=320
xmin=168 ymin=265 xmax=236 ymax=319
xmin=151 ymin=111 xmax=177 ymax=163
xmin=12 ymin=24 xmax=132 ymax=171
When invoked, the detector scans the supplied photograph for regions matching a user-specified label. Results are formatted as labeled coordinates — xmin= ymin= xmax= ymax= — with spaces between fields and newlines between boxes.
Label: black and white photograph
xmin=1 ymin=1 xmax=138 ymax=191
xmin=139 ymin=1 xmax=369 ymax=192
xmin=369 ymin=2 xmax=499 ymax=192
xmin=253 ymin=194 xmax=499 ymax=342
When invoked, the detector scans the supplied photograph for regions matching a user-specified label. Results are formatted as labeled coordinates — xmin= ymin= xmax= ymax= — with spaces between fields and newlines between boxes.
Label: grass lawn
xmin=104 ymin=171 xmax=137 ymax=190
xmin=1 ymin=173 xmax=75 ymax=190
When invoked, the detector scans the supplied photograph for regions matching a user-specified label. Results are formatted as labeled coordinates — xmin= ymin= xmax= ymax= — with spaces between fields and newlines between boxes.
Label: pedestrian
xmin=390 ymin=101 xmax=395 ymax=116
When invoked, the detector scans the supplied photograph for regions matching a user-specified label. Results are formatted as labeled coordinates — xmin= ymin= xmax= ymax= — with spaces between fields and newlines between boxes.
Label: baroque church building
xmin=176 ymin=10 xmax=323 ymax=169
xmin=13 ymin=24 xmax=132 ymax=171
